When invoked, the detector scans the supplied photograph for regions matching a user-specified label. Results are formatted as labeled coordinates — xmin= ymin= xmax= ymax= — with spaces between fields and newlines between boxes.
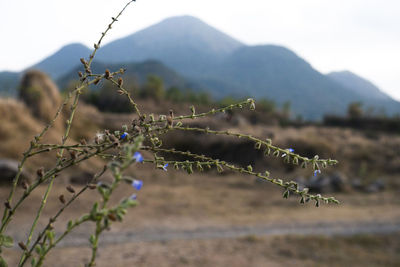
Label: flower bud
xmin=118 ymin=77 xmax=123 ymax=87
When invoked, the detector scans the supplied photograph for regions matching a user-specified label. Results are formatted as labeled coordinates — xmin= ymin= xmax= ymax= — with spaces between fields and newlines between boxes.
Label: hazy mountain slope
xmin=327 ymin=71 xmax=391 ymax=100
xmin=206 ymin=45 xmax=365 ymax=119
xmin=29 ymin=43 xmax=91 ymax=79
xmin=0 ymin=71 xmax=20 ymax=96
xmin=327 ymin=70 xmax=400 ymax=115
xmin=57 ymin=60 xmax=198 ymax=91
xmin=97 ymin=16 xmax=244 ymax=77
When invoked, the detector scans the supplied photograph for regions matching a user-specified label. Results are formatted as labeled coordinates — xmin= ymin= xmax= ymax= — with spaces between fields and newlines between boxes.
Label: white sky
xmin=1 ymin=0 xmax=399 ymax=100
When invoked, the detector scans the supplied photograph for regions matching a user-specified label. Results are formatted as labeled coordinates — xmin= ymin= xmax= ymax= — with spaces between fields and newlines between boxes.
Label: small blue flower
xmin=131 ymin=179 xmax=143 ymax=190
xmin=133 ymin=152 xmax=144 ymax=163
xmin=130 ymin=194 xmax=137 ymax=200
xmin=282 ymin=148 xmax=294 ymax=157
xmin=314 ymin=169 xmax=321 ymax=176
xmin=162 ymin=163 xmax=168 ymax=171
xmin=120 ymin=132 xmax=128 ymax=139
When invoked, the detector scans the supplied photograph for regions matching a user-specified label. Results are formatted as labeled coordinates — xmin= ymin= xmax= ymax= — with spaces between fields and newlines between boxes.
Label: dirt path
xmin=44 ymin=219 xmax=400 ymax=247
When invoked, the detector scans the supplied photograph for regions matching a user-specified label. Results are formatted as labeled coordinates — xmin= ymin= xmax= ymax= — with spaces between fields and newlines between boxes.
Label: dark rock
xmin=329 ymin=172 xmax=348 ymax=192
xmin=293 ymin=176 xmax=307 ymax=191
xmin=351 ymin=178 xmax=364 ymax=191
xmin=0 ymin=159 xmax=31 ymax=184
xmin=365 ymin=180 xmax=385 ymax=193
xmin=307 ymin=175 xmax=332 ymax=193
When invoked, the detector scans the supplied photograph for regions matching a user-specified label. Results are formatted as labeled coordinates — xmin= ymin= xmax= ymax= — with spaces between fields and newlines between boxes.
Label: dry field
xmin=2 ymin=167 xmax=400 ymax=266
xmin=2 ymin=89 xmax=400 ymax=266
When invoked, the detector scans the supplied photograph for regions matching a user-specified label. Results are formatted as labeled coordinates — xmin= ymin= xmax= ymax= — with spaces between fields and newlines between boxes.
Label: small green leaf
xmin=1 ymin=235 xmax=13 ymax=248
xmin=67 ymin=220 xmax=74 ymax=230
xmin=91 ymin=202 xmax=99 ymax=217
xmin=89 ymin=235 xmax=96 ymax=245
xmin=35 ymin=245 xmax=42 ymax=255
xmin=283 ymin=190 xmax=289 ymax=199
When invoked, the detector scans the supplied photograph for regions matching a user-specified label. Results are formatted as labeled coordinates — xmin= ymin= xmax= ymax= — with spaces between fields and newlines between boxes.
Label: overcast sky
xmin=1 ymin=0 xmax=399 ymax=100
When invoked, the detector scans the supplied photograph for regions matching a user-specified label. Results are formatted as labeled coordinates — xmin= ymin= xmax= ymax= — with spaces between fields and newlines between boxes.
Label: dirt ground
xmin=2 ymin=168 xmax=400 ymax=266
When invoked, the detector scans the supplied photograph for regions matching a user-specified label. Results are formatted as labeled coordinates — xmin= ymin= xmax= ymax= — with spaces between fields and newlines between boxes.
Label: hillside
xmin=0 ymin=71 xmax=19 ymax=96
xmin=207 ymin=45 xmax=365 ymax=119
xmin=29 ymin=43 xmax=91 ymax=79
xmin=327 ymin=71 xmax=391 ymax=101
xmin=57 ymin=60 xmax=199 ymax=91
xmin=96 ymin=16 xmax=244 ymax=77
xmin=328 ymin=71 xmax=400 ymax=115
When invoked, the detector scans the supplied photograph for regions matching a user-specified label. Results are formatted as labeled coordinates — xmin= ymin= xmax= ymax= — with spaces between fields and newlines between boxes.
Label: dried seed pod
xmin=107 ymin=213 xmax=117 ymax=221
xmin=22 ymin=181 xmax=29 ymax=190
xmin=93 ymin=78 xmax=101 ymax=85
xmin=18 ymin=242 xmax=27 ymax=250
xmin=37 ymin=167 xmax=45 ymax=178
xmin=4 ymin=201 xmax=11 ymax=210
xmin=104 ymin=69 xmax=111 ymax=79
xmin=88 ymin=184 xmax=97 ymax=190
xmin=80 ymin=58 xmax=87 ymax=66
xmin=66 ymin=185 xmax=75 ymax=194
xmin=59 ymin=195 xmax=66 ymax=204
xmin=69 ymin=150 xmax=77 ymax=160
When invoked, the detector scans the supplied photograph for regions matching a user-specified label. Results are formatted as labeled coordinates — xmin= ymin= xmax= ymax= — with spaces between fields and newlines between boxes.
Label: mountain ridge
xmin=1 ymin=15 xmax=399 ymax=119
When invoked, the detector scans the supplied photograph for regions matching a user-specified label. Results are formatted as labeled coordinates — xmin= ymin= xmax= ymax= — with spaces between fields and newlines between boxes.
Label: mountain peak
xmin=124 ymin=14 xmax=244 ymax=53
xmin=97 ymin=15 xmax=244 ymax=76
xmin=158 ymin=15 xmax=205 ymax=24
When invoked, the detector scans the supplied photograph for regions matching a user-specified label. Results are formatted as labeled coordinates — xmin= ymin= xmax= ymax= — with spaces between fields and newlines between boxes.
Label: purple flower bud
xmin=133 ymin=152 xmax=144 ymax=163
xmin=130 ymin=194 xmax=137 ymax=200
xmin=288 ymin=148 xmax=294 ymax=153
xmin=314 ymin=170 xmax=321 ymax=176
xmin=131 ymin=179 xmax=143 ymax=190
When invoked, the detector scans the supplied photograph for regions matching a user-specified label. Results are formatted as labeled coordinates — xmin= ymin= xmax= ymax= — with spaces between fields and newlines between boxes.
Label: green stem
xmin=35 ymin=215 xmax=91 ymax=267
xmin=18 ymin=166 xmax=107 ymax=267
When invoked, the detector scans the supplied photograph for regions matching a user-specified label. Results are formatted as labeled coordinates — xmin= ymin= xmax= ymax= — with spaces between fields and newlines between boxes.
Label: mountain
xmin=58 ymin=60 xmax=197 ymax=91
xmin=2 ymin=15 xmax=400 ymax=119
xmin=327 ymin=70 xmax=400 ymax=116
xmin=327 ymin=71 xmax=391 ymax=101
xmin=96 ymin=16 xmax=244 ymax=77
xmin=0 ymin=71 xmax=20 ymax=96
xmin=29 ymin=43 xmax=91 ymax=79
xmin=205 ymin=45 xmax=368 ymax=118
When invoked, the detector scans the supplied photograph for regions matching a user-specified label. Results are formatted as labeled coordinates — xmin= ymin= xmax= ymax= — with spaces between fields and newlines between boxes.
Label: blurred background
xmin=1 ymin=0 xmax=400 ymax=266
